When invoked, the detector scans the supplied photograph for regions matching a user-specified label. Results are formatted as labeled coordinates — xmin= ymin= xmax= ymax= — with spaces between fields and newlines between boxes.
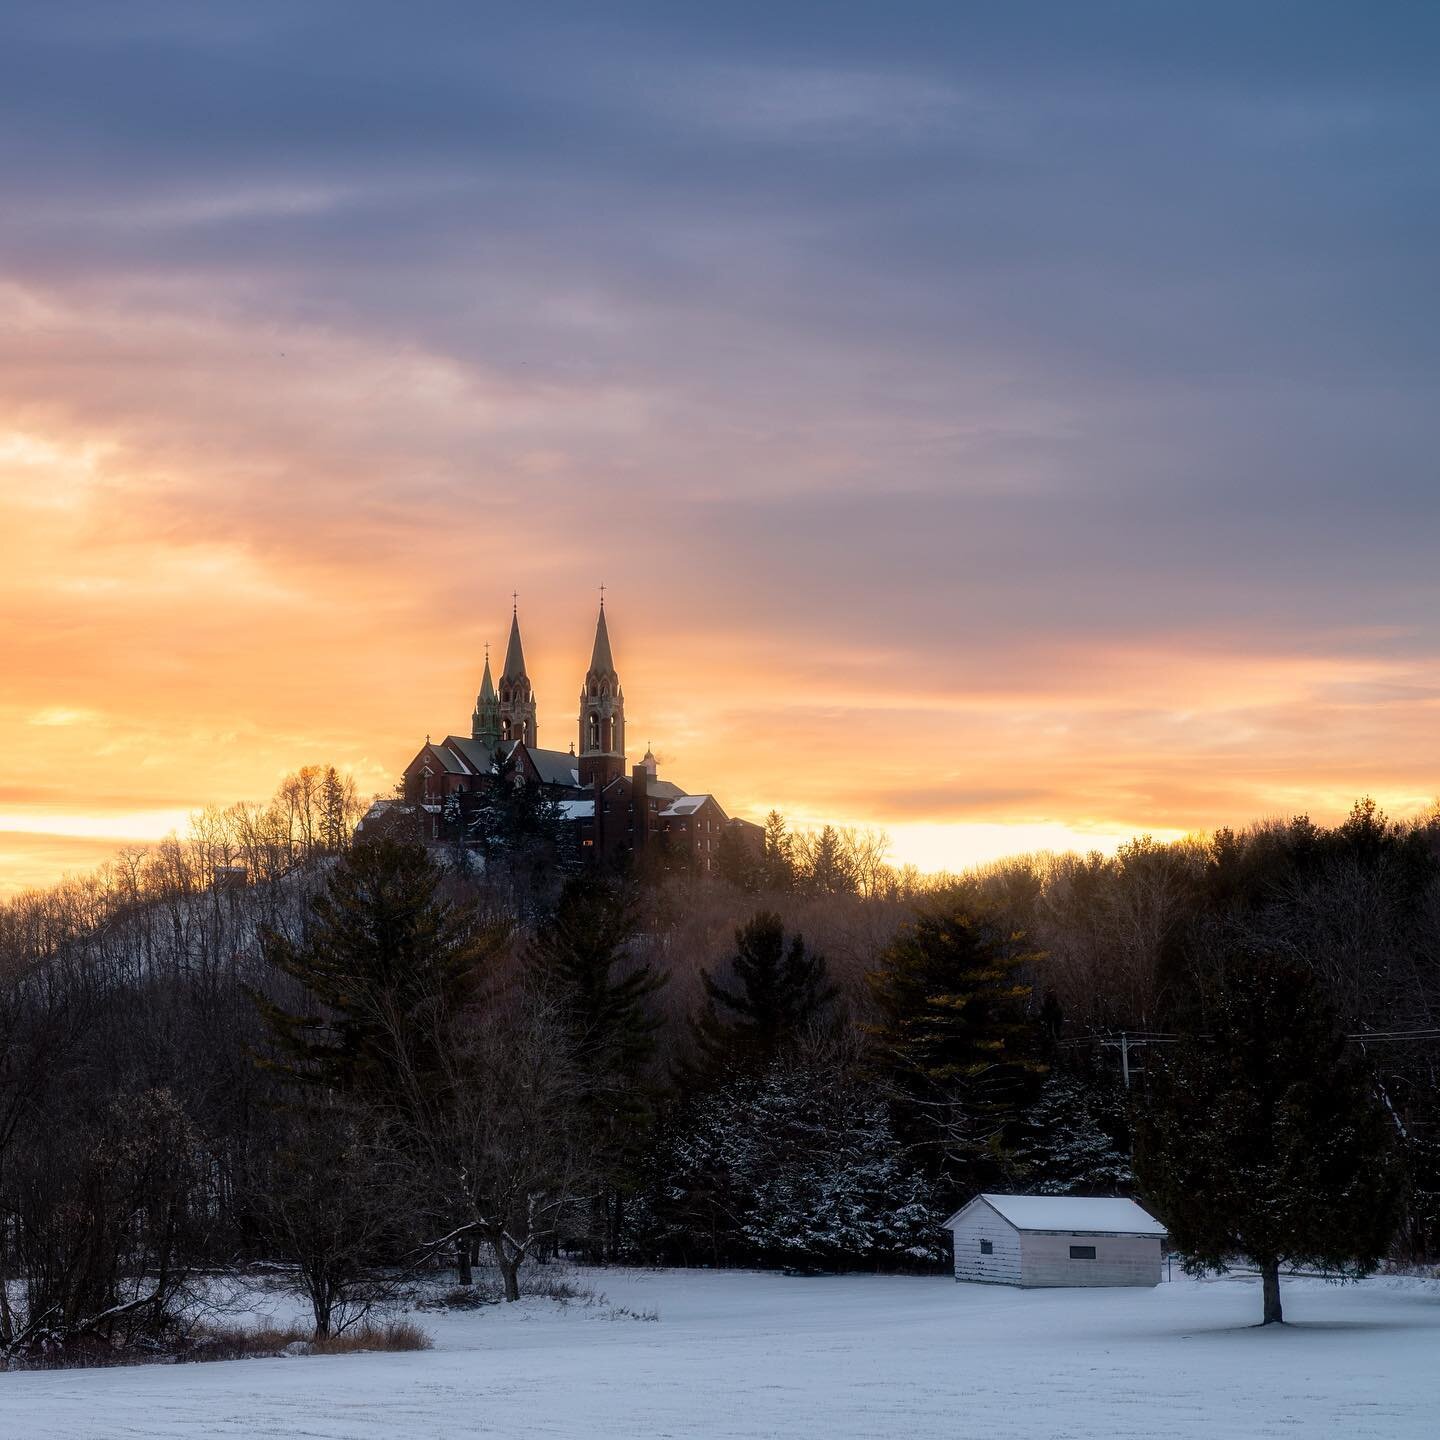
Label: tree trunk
xmin=498 ymin=1253 xmax=521 ymax=1303
xmin=457 ymin=1237 xmax=473 ymax=1288
xmin=1261 ymin=1260 xmax=1283 ymax=1325
xmin=610 ymin=1191 xmax=624 ymax=1262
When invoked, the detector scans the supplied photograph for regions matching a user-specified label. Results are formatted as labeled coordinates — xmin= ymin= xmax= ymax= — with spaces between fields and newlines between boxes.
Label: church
xmin=400 ymin=600 xmax=764 ymax=871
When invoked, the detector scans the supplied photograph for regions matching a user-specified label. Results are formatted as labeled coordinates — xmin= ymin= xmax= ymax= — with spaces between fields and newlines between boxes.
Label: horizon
xmin=3 ymin=2 xmax=1438 ymax=895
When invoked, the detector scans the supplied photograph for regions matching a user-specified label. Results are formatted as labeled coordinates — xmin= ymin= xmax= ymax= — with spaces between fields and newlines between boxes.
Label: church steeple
xmin=471 ymin=646 xmax=501 ymax=751
xmin=498 ymin=600 xmax=537 ymax=747
xmin=578 ymin=594 xmax=624 ymax=785
xmin=589 ymin=602 xmax=616 ymax=676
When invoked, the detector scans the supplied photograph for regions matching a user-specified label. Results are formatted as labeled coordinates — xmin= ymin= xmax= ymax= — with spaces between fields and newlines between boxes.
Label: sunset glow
xmin=2 ymin=4 xmax=1437 ymax=896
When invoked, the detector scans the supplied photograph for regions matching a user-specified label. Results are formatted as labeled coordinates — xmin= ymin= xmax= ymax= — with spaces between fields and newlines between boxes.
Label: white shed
xmin=945 ymin=1194 xmax=1166 ymax=1288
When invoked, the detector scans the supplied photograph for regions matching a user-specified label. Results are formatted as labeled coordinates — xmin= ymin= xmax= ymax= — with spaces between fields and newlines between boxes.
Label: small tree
xmin=1134 ymin=949 xmax=1403 ymax=1324
xmin=404 ymin=985 xmax=592 ymax=1302
xmin=253 ymin=1099 xmax=405 ymax=1338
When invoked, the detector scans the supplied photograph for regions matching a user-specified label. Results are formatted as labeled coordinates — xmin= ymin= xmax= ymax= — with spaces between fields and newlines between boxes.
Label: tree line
xmin=2 ymin=772 xmax=1437 ymax=1354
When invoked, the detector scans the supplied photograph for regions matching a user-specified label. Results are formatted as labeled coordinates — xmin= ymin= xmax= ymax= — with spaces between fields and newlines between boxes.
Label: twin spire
xmin=588 ymin=599 xmax=616 ymax=678
xmin=502 ymin=604 xmax=528 ymax=685
xmin=471 ymin=596 xmax=619 ymax=761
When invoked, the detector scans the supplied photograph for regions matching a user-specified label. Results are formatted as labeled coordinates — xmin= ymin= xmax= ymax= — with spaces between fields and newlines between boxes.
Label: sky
xmin=1 ymin=1 xmax=1437 ymax=894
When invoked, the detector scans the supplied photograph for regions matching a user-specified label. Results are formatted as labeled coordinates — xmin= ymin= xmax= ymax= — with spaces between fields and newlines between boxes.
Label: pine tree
xmin=252 ymin=838 xmax=503 ymax=1106
xmin=640 ymin=1057 xmax=942 ymax=1270
xmin=799 ymin=825 xmax=859 ymax=897
xmin=761 ymin=811 xmax=796 ymax=893
xmin=469 ymin=753 xmax=571 ymax=910
xmin=528 ymin=874 xmax=668 ymax=1255
xmin=1133 ymin=948 xmax=1403 ymax=1324
xmin=1009 ymin=1070 xmax=1131 ymax=1195
xmin=716 ymin=826 xmax=764 ymax=893
xmin=529 ymin=875 xmax=666 ymax=1081
xmin=867 ymin=895 xmax=1042 ymax=1177
xmin=692 ymin=912 xmax=837 ymax=1073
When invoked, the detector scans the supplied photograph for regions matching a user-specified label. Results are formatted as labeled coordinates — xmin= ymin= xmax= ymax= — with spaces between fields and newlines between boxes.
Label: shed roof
xmin=948 ymin=1194 xmax=1166 ymax=1236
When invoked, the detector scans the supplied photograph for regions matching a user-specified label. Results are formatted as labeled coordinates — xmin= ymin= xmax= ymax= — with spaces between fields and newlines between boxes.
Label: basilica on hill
xmin=400 ymin=600 xmax=763 ymax=872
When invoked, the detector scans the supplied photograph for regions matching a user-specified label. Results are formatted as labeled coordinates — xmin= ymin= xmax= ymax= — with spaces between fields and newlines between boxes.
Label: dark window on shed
xmin=1069 ymin=1245 xmax=1097 ymax=1260
xmin=979 ymin=1240 xmax=993 ymax=1255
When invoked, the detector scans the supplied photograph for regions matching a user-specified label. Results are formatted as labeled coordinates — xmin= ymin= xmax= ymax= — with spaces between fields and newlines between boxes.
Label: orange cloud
xmin=1 ymin=275 xmax=1437 ymax=898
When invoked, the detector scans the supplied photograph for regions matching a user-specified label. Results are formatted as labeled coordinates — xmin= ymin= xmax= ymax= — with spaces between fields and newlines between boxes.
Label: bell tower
xmin=578 ymin=594 xmax=625 ymax=786
xmin=498 ymin=600 xmax=537 ymax=747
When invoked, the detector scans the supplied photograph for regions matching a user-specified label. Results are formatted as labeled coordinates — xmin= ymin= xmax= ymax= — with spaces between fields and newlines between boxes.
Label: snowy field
xmin=4 ymin=1268 xmax=1439 ymax=1440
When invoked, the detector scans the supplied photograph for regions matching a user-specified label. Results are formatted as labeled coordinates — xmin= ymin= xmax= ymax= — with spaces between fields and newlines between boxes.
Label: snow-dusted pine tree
xmin=641 ymin=1055 xmax=943 ymax=1269
xmin=1008 ymin=1070 xmax=1131 ymax=1195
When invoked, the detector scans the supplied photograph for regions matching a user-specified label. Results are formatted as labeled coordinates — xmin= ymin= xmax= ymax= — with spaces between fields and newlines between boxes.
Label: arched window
xmin=588 ymin=712 xmax=600 ymax=750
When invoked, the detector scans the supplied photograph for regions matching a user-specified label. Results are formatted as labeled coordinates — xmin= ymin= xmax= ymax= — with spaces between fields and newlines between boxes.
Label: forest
xmin=2 ymin=765 xmax=1437 ymax=1356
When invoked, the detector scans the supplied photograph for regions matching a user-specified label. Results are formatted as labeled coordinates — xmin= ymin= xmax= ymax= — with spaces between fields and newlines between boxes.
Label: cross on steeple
xmin=598 ymin=582 xmax=606 ymax=609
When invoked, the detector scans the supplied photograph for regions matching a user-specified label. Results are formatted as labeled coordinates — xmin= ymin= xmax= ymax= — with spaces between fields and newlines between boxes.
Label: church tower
xmin=471 ymin=647 xmax=501 ymax=751
xmin=498 ymin=604 xmax=537 ymax=747
xmin=578 ymin=598 xmax=625 ymax=786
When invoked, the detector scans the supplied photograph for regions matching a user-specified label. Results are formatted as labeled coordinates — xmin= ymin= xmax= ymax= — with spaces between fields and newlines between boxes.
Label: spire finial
xmin=599 ymin=581 xmax=606 ymax=609
xmin=512 ymin=589 xmax=518 ymax=616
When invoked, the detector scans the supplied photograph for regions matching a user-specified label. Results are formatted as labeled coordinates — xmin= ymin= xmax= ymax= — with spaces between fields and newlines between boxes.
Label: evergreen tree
xmin=1134 ymin=949 xmax=1403 ymax=1324
xmin=692 ymin=912 xmax=837 ymax=1073
xmin=639 ymin=1056 xmax=942 ymax=1270
xmin=469 ymin=754 xmax=571 ymax=911
xmin=528 ymin=874 xmax=668 ymax=1255
xmin=716 ymin=826 xmax=764 ymax=893
xmin=799 ymin=825 xmax=859 ymax=897
xmin=867 ymin=895 xmax=1042 ymax=1178
xmin=1009 ymin=1069 xmax=1131 ymax=1195
xmin=761 ymin=811 xmax=796 ymax=893
xmin=252 ymin=838 xmax=503 ymax=1106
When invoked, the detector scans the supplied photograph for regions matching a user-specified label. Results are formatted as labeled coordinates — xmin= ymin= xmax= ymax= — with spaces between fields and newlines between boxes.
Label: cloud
xmin=0 ymin=1 xmax=1436 ymax=891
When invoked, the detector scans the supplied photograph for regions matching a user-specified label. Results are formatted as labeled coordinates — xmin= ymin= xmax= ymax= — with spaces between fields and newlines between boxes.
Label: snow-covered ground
xmin=4 ymin=1268 xmax=1438 ymax=1439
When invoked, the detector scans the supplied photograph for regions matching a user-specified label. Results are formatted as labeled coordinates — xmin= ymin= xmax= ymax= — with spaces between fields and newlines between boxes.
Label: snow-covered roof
xmin=558 ymin=799 xmax=594 ymax=821
xmin=424 ymin=742 xmax=475 ymax=775
xmin=660 ymin=794 xmax=712 ymax=817
xmin=949 ymin=1194 xmax=1166 ymax=1236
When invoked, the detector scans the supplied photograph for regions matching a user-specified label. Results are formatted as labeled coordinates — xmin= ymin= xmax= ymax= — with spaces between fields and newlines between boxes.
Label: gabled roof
xmin=946 ymin=1194 xmax=1165 ymax=1236
xmin=648 ymin=780 xmax=687 ymax=800
xmin=444 ymin=736 xmax=497 ymax=774
xmin=521 ymin=745 xmax=584 ymax=789
xmin=418 ymin=741 xmax=474 ymax=776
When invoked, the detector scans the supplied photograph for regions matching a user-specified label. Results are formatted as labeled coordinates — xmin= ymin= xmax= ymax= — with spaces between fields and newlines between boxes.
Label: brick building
xmin=398 ymin=601 xmax=764 ymax=872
